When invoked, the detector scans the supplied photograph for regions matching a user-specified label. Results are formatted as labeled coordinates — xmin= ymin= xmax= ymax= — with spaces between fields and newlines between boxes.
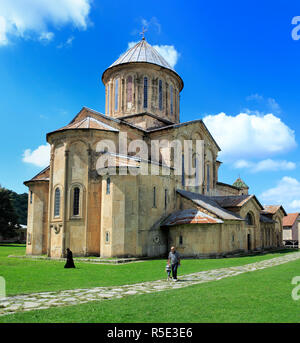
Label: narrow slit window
xmin=115 ymin=79 xmax=119 ymax=111
xmin=54 ymin=188 xmax=60 ymax=217
xmin=179 ymin=235 xmax=183 ymax=245
xmin=106 ymin=178 xmax=111 ymax=195
xmin=105 ymin=231 xmax=110 ymax=243
xmin=30 ymin=191 xmax=33 ymax=204
xmin=153 ymin=186 xmax=156 ymax=207
xmin=143 ymin=77 xmax=148 ymax=108
xmin=73 ymin=187 xmax=80 ymax=216
xmin=207 ymin=164 xmax=210 ymax=192
xmin=164 ymin=189 xmax=168 ymax=209
xmin=159 ymin=80 xmax=163 ymax=110
xmin=127 ymin=76 xmax=133 ymax=108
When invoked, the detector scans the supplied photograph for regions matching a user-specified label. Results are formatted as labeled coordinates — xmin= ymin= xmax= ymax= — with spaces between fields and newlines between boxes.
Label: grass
xmin=2 ymin=257 xmax=300 ymax=323
xmin=0 ymin=244 xmax=297 ymax=296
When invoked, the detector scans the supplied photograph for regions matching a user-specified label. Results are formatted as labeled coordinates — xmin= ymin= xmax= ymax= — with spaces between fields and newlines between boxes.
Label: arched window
xmin=106 ymin=178 xmax=111 ymax=195
xmin=170 ymin=85 xmax=173 ymax=114
xmin=105 ymin=231 xmax=110 ymax=243
xmin=54 ymin=188 xmax=60 ymax=217
xmin=179 ymin=235 xmax=183 ymax=245
xmin=115 ymin=78 xmax=119 ymax=111
xmin=143 ymin=77 xmax=148 ymax=108
xmin=206 ymin=164 xmax=210 ymax=192
xmin=73 ymin=187 xmax=80 ymax=216
xmin=127 ymin=76 xmax=133 ymax=108
xmin=153 ymin=186 xmax=156 ymax=207
xmin=159 ymin=80 xmax=163 ymax=110
xmin=245 ymin=212 xmax=254 ymax=225
xmin=164 ymin=189 xmax=168 ymax=209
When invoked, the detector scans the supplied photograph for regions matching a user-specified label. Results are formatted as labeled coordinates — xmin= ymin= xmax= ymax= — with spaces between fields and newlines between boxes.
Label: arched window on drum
xmin=127 ymin=76 xmax=133 ymax=109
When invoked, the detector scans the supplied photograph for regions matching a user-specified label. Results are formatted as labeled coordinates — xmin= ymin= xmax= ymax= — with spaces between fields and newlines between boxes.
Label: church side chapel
xmin=24 ymin=37 xmax=286 ymax=258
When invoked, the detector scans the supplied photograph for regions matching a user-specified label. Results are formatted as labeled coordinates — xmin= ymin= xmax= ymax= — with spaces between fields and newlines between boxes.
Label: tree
xmin=0 ymin=187 xmax=19 ymax=238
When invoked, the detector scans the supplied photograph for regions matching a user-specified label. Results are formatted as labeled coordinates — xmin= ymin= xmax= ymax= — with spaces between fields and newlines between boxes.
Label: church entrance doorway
xmin=247 ymin=233 xmax=251 ymax=251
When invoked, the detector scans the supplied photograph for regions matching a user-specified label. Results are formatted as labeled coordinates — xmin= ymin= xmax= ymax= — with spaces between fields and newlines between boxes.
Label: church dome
xmin=233 ymin=177 xmax=249 ymax=189
xmin=102 ymin=39 xmax=183 ymax=91
xmin=102 ymin=38 xmax=183 ymax=123
xmin=109 ymin=39 xmax=174 ymax=71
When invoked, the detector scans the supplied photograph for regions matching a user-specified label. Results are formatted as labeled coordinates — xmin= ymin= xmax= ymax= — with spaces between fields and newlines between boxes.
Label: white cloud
xmin=246 ymin=94 xmax=264 ymax=101
xmin=234 ymin=159 xmax=296 ymax=172
xmin=127 ymin=41 xmax=180 ymax=68
xmin=141 ymin=17 xmax=161 ymax=35
xmin=290 ymin=200 xmax=300 ymax=209
xmin=245 ymin=94 xmax=281 ymax=114
xmin=0 ymin=0 xmax=91 ymax=46
xmin=23 ymin=144 xmax=50 ymax=168
xmin=203 ymin=112 xmax=297 ymax=160
xmin=57 ymin=35 xmax=75 ymax=48
xmin=39 ymin=31 xmax=54 ymax=43
xmin=260 ymin=176 xmax=300 ymax=212
xmin=153 ymin=44 xmax=179 ymax=68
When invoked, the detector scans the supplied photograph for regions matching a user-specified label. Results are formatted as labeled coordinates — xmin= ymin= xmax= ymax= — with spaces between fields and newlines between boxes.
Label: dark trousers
xmin=171 ymin=263 xmax=179 ymax=279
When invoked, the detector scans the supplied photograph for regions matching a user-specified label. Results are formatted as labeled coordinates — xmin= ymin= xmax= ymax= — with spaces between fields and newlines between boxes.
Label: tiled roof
xmin=161 ymin=208 xmax=224 ymax=226
xmin=177 ymin=189 xmax=243 ymax=221
xmin=210 ymin=195 xmax=263 ymax=210
xmin=24 ymin=166 xmax=50 ymax=185
xmin=53 ymin=116 xmax=119 ymax=133
xmin=233 ymin=177 xmax=249 ymax=189
xmin=283 ymin=213 xmax=300 ymax=227
xmin=262 ymin=205 xmax=287 ymax=216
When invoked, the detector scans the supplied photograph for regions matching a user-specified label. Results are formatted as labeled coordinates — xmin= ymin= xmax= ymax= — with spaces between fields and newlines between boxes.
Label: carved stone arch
xmin=65 ymin=138 xmax=89 ymax=151
xmin=68 ymin=182 xmax=86 ymax=219
xmin=125 ymin=73 xmax=135 ymax=111
xmin=245 ymin=211 xmax=255 ymax=226
xmin=52 ymin=183 xmax=63 ymax=219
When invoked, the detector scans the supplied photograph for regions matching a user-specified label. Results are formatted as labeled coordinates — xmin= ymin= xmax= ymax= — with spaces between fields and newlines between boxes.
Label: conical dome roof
xmin=102 ymin=39 xmax=183 ymax=90
xmin=233 ymin=177 xmax=249 ymax=189
xmin=109 ymin=39 xmax=174 ymax=71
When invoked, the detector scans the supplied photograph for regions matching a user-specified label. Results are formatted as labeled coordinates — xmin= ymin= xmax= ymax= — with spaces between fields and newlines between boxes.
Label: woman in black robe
xmin=64 ymin=248 xmax=75 ymax=268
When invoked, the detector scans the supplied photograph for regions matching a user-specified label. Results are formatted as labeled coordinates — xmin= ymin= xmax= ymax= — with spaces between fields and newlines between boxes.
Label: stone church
xmin=24 ymin=38 xmax=286 ymax=258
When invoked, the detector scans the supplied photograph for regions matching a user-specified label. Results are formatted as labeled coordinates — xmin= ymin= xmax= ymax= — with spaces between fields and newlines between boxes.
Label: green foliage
xmin=0 ymin=188 xmax=19 ymax=238
xmin=9 ymin=191 xmax=28 ymax=225
xmin=0 ymin=187 xmax=28 ymax=225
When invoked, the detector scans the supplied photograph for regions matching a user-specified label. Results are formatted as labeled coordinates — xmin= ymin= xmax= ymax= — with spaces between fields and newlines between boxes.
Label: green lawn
xmin=2 ymin=257 xmax=300 ymax=323
xmin=0 ymin=244 xmax=297 ymax=296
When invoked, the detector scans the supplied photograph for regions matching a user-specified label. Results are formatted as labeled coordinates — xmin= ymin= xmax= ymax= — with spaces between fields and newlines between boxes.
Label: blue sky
xmin=0 ymin=0 xmax=300 ymax=212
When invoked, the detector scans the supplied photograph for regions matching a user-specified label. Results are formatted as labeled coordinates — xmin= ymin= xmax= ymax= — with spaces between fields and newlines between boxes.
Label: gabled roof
xmin=49 ymin=115 xmax=119 ymax=134
xmin=24 ymin=166 xmax=50 ymax=185
xmin=120 ymin=112 xmax=175 ymax=126
xmin=177 ymin=189 xmax=243 ymax=221
xmin=262 ymin=205 xmax=287 ymax=217
xmin=161 ymin=208 xmax=224 ymax=226
xmin=148 ymin=119 xmax=221 ymax=152
xmin=283 ymin=213 xmax=300 ymax=227
xmin=209 ymin=194 xmax=264 ymax=210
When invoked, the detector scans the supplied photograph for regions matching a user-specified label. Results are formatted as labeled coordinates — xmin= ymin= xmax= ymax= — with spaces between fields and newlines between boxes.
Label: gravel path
xmin=1 ymin=252 xmax=300 ymax=317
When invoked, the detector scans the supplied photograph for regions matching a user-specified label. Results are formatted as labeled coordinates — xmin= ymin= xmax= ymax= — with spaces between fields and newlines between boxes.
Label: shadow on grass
xmin=0 ymin=244 xmax=26 ymax=248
